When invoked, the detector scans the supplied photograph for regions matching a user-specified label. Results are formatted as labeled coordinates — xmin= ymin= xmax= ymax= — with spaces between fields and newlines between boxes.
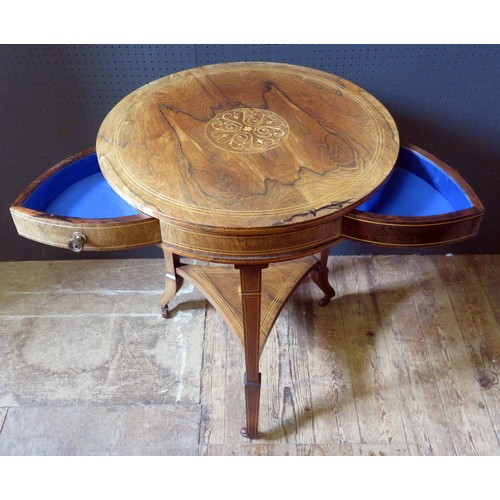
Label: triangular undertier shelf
xmin=176 ymin=256 xmax=318 ymax=354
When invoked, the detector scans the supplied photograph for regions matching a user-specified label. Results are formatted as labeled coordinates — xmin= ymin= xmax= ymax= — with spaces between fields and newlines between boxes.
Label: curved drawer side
xmin=10 ymin=149 xmax=161 ymax=251
xmin=341 ymin=144 xmax=484 ymax=246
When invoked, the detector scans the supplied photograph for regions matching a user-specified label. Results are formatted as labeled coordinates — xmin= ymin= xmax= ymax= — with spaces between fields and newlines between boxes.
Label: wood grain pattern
xmin=198 ymin=289 xmax=247 ymax=446
xmin=238 ymin=265 xmax=264 ymax=438
xmin=335 ymin=256 xmax=406 ymax=444
xmin=369 ymin=256 xmax=456 ymax=455
xmin=198 ymin=294 xmax=230 ymax=446
xmin=405 ymin=256 xmax=499 ymax=455
xmin=177 ymin=255 xmax=322 ymax=439
xmin=259 ymin=289 xmax=317 ymax=443
xmin=278 ymin=288 xmax=318 ymax=444
xmin=10 ymin=210 xmax=161 ymax=251
xmin=433 ymin=255 xmax=500 ymax=440
xmin=305 ymin=259 xmax=361 ymax=444
xmin=97 ymin=62 xmax=399 ymax=231
xmin=468 ymin=255 xmax=500 ymax=326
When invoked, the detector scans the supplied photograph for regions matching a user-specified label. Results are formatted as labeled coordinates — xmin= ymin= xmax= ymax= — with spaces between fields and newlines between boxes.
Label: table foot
xmin=243 ymin=373 xmax=261 ymax=439
xmin=318 ymin=295 xmax=332 ymax=307
xmin=240 ymin=427 xmax=260 ymax=439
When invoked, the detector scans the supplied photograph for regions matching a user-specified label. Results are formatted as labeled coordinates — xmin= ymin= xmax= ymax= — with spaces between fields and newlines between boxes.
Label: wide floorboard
xmin=0 ymin=255 xmax=498 ymax=456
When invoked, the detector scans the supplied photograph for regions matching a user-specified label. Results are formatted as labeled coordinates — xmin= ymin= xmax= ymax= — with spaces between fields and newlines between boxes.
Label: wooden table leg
xmin=236 ymin=264 xmax=267 ymax=439
xmin=159 ymin=246 xmax=183 ymax=318
xmin=311 ymin=248 xmax=335 ymax=306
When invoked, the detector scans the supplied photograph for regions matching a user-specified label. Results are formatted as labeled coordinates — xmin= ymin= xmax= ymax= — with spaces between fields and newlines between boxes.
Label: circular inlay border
xmin=205 ymin=108 xmax=289 ymax=153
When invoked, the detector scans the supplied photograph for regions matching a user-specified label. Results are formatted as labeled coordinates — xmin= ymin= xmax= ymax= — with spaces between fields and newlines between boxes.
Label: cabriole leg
xmin=311 ymin=248 xmax=336 ymax=306
xmin=159 ymin=247 xmax=183 ymax=318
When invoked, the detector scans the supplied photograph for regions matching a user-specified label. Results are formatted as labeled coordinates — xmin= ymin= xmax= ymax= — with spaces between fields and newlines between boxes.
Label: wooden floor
xmin=0 ymin=255 xmax=499 ymax=456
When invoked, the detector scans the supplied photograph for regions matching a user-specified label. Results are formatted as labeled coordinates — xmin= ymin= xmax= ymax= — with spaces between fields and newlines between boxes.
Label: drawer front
xmin=341 ymin=211 xmax=483 ymax=246
xmin=341 ymin=144 xmax=484 ymax=246
xmin=10 ymin=149 xmax=161 ymax=252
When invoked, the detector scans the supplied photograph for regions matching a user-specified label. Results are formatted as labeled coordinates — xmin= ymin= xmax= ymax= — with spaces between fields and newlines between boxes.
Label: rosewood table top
xmin=96 ymin=62 xmax=399 ymax=235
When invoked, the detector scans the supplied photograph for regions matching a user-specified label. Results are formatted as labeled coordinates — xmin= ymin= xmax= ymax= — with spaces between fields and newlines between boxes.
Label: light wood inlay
xmin=205 ymin=108 xmax=289 ymax=153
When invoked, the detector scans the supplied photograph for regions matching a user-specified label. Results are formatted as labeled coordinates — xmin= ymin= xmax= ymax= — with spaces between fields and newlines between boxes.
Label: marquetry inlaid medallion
xmin=205 ymin=108 xmax=289 ymax=153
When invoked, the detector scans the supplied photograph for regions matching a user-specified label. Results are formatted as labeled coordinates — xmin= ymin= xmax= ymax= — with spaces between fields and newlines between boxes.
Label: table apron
xmin=159 ymin=218 xmax=342 ymax=264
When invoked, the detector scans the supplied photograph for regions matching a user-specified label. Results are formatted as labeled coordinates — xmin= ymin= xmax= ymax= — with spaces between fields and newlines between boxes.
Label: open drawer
xmin=341 ymin=144 xmax=484 ymax=246
xmin=10 ymin=148 xmax=161 ymax=252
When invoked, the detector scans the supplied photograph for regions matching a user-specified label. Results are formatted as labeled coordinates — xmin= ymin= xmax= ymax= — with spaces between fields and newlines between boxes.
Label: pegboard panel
xmin=1 ymin=44 xmax=196 ymax=160
xmin=1 ymin=45 xmax=197 ymax=260
xmin=1 ymin=44 xmax=499 ymax=260
xmin=196 ymin=44 xmax=498 ymax=138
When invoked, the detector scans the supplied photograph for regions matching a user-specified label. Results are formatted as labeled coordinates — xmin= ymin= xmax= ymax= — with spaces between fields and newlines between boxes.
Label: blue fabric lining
xmin=23 ymin=153 xmax=138 ymax=218
xmin=357 ymin=147 xmax=472 ymax=216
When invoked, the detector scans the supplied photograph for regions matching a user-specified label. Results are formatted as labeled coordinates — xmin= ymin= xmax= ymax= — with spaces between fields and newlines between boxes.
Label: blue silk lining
xmin=356 ymin=147 xmax=472 ymax=216
xmin=23 ymin=153 xmax=138 ymax=218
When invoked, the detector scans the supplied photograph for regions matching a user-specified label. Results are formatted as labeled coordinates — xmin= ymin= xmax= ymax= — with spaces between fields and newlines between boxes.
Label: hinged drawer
xmin=10 ymin=148 xmax=161 ymax=252
xmin=341 ymin=144 xmax=484 ymax=246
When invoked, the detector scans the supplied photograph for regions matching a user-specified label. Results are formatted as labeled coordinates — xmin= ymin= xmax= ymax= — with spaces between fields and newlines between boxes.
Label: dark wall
xmin=1 ymin=44 xmax=498 ymax=261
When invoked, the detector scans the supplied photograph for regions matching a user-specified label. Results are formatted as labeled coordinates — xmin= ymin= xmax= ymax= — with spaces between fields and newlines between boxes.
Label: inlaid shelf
xmin=176 ymin=256 xmax=319 ymax=354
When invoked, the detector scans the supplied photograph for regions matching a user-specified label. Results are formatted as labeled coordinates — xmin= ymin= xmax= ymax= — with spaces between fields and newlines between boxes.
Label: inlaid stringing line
xmin=342 ymin=214 xmax=481 ymax=227
xmin=259 ymin=261 xmax=313 ymax=338
xmin=162 ymin=230 xmax=339 ymax=255
xmin=12 ymin=212 xmax=156 ymax=229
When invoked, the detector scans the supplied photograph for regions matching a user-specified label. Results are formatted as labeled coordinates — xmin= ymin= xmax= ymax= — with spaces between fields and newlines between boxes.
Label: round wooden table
xmin=96 ymin=62 xmax=400 ymax=438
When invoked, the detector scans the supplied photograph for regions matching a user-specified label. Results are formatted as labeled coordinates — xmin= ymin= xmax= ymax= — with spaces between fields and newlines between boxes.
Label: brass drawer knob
xmin=68 ymin=232 xmax=86 ymax=252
